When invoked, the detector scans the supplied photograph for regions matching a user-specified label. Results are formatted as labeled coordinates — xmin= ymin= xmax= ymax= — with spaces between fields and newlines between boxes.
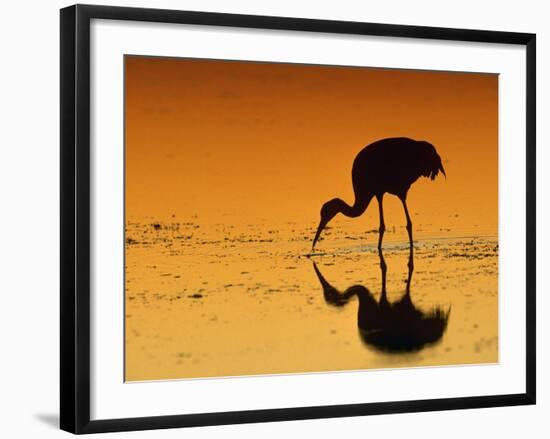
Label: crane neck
xmin=337 ymin=196 xmax=371 ymax=218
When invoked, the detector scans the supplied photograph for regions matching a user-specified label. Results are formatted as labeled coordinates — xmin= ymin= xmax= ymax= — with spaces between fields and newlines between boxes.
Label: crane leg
xmin=376 ymin=194 xmax=386 ymax=253
xmin=400 ymin=196 xmax=414 ymax=270
xmin=378 ymin=247 xmax=388 ymax=299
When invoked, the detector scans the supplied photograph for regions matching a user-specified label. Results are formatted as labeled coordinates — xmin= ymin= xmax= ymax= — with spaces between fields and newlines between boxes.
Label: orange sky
xmin=125 ymin=56 xmax=498 ymax=233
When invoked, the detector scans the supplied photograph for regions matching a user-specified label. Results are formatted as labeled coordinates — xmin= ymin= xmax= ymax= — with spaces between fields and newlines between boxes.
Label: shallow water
xmin=124 ymin=220 xmax=498 ymax=381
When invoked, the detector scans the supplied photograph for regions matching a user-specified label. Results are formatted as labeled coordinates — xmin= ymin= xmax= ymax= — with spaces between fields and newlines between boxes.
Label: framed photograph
xmin=60 ymin=4 xmax=536 ymax=434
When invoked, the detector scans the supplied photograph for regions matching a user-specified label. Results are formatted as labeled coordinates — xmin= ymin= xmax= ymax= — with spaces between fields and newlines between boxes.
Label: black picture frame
xmin=60 ymin=4 xmax=536 ymax=434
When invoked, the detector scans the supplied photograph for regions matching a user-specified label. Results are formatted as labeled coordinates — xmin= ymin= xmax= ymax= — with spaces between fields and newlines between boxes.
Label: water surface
xmin=125 ymin=220 xmax=498 ymax=381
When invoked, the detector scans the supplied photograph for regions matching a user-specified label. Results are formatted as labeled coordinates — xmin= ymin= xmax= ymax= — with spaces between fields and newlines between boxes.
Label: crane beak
xmin=312 ymin=217 xmax=328 ymax=251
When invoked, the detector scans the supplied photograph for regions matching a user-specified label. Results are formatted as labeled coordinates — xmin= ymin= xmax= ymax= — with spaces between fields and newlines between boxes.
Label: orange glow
xmin=125 ymin=56 xmax=497 ymax=230
xmin=124 ymin=56 xmax=498 ymax=381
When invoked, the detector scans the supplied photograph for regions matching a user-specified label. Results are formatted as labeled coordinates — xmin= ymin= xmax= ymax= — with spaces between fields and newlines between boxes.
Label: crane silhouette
xmin=312 ymin=137 xmax=446 ymax=266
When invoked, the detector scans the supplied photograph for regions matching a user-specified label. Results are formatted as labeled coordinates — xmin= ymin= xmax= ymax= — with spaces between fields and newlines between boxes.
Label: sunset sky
xmin=125 ymin=56 xmax=498 ymax=233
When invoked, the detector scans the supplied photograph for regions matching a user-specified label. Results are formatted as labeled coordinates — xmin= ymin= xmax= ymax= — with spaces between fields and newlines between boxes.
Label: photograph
xmin=0 ymin=0 xmax=541 ymax=436
xmin=124 ymin=55 xmax=499 ymax=382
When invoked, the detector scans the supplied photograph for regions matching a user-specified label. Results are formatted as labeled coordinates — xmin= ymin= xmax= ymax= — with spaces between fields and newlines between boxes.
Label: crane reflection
xmin=312 ymin=251 xmax=450 ymax=353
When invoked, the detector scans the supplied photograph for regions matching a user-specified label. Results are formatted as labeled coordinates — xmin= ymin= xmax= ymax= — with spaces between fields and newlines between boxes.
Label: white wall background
xmin=0 ymin=0 xmax=545 ymax=437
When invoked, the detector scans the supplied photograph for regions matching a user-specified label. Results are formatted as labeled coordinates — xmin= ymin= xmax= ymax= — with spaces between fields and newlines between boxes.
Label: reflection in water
xmin=313 ymin=251 xmax=450 ymax=353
